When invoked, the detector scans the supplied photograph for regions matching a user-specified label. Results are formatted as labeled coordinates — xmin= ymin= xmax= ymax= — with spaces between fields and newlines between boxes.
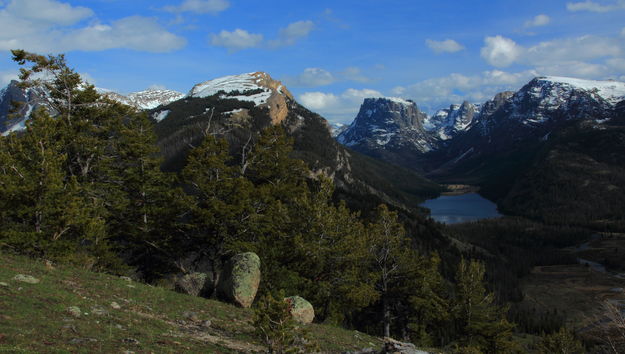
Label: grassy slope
xmin=0 ymin=252 xmax=383 ymax=353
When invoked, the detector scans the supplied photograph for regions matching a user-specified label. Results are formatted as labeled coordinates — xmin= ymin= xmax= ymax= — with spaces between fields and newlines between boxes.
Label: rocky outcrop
xmin=217 ymin=252 xmax=261 ymax=308
xmin=284 ymin=296 xmax=315 ymax=324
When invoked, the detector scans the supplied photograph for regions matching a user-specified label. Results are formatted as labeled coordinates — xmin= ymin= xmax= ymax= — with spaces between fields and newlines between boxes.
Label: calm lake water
xmin=421 ymin=193 xmax=501 ymax=224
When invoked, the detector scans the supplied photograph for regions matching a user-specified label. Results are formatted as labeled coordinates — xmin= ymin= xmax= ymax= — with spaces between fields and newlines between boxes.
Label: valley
xmin=1 ymin=50 xmax=624 ymax=353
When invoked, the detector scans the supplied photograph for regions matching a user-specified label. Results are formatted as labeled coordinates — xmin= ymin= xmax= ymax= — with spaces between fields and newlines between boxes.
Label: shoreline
xmin=441 ymin=184 xmax=480 ymax=196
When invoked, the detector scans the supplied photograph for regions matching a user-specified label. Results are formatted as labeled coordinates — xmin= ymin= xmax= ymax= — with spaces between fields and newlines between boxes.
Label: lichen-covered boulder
xmin=175 ymin=272 xmax=211 ymax=297
xmin=284 ymin=296 xmax=314 ymax=324
xmin=217 ymin=252 xmax=260 ymax=308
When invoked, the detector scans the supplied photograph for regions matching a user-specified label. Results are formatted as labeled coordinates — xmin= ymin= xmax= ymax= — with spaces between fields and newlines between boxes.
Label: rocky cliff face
xmin=0 ymin=81 xmax=51 ymax=135
xmin=338 ymin=97 xmax=432 ymax=151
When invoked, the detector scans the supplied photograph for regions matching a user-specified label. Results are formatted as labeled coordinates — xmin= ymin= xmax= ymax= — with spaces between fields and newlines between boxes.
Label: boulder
xmin=175 ymin=272 xmax=211 ymax=297
xmin=284 ymin=296 xmax=314 ymax=324
xmin=217 ymin=252 xmax=260 ymax=308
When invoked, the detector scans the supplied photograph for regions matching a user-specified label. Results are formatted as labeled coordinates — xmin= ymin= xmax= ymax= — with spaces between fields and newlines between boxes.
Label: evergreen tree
xmin=182 ymin=134 xmax=256 ymax=293
xmin=0 ymin=108 xmax=117 ymax=269
xmin=537 ymin=327 xmax=584 ymax=354
xmin=453 ymin=258 xmax=517 ymax=353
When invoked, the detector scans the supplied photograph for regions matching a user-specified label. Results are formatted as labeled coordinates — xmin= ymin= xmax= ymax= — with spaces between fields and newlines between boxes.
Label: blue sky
xmin=0 ymin=0 xmax=624 ymax=123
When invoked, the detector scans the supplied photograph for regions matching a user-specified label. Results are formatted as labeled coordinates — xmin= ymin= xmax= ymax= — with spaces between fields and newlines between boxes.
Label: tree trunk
xmin=383 ymin=296 xmax=391 ymax=337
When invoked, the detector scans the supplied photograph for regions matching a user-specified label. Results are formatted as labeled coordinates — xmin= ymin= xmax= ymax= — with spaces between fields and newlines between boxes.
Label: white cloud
xmin=480 ymin=34 xmax=624 ymax=68
xmin=211 ymin=20 xmax=314 ymax=52
xmin=0 ymin=1 xmax=186 ymax=53
xmin=59 ymin=16 xmax=186 ymax=53
xmin=524 ymin=14 xmax=551 ymax=28
xmin=209 ymin=29 xmax=263 ymax=52
xmin=566 ymin=0 xmax=625 ymax=12
xmin=165 ymin=0 xmax=229 ymax=14
xmin=480 ymin=36 xmax=523 ymax=67
xmin=298 ymin=88 xmax=383 ymax=123
xmin=299 ymin=92 xmax=340 ymax=110
xmin=269 ymin=20 xmax=314 ymax=47
xmin=6 ymin=0 xmax=92 ymax=25
xmin=425 ymin=39 xmax=465 ymax=53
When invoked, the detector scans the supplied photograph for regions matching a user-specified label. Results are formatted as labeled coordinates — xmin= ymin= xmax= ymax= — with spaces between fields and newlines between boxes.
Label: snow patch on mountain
xmin=188 ymin=72 xmax=273 ymax=105
xmin=539 ymin=76 xmax=625 ymax=104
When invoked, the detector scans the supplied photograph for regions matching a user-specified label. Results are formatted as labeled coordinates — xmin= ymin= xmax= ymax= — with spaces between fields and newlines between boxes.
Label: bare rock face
xmin=284 ymin=296 xmax=315 ymax=324
xmin=217 ymin=252 xmax=261 ymax=308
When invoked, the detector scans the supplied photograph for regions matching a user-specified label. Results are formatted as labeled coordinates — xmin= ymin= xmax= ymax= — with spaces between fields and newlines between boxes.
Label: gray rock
xmin=67 ymin=306 xmax=82 ymax=318
xmin=13 ymin=274 xmax=40 ymax=284
xmin=120 ymin=276 xmax=133 ymax=282
xmin=382 ymin=337 xmax=429 ymax=354
xmin=110 ymin=301 xmax=121 ymax=309
xmin=217 ymin=252 xmax=261 ymax=308
xmin=284 ymin=296 xmax=315 ymax=324
xmin=0 ymin=282 xmax=8 ymax=287
xmin=175 ymin=272 xmax=211 ymax=297
xmin=182 ymin=311 xmax=199 ymax=322
xmin=91 ymin=306 xmax=108 ymax=316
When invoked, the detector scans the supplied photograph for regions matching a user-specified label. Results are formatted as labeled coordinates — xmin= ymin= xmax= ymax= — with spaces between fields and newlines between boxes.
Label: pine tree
xmin=453 ymin=258 xmax=517 ymax=353
xmin=0 ymin=108 xmax=117 ymax=269
xmin=182 ymin=134 xmax=256 ymax=293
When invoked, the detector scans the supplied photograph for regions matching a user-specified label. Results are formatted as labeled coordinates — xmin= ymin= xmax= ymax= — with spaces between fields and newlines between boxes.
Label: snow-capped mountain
xmin=425 ymin=101 xmax=481 ymax=141
xmin=0 ymin=81 xmax=51 ymax=135
xmin=100 ymin=88 xmax=184 ymax=110
xmin=0 ymin=81 xmax=185 ymax=134
xmin=338 ymin=97 xmax=433 ymax=151
xmin=335 ymin=75 xmax=625 ymax=174
xmin=186 ymin=72 xmax=293 ymax=125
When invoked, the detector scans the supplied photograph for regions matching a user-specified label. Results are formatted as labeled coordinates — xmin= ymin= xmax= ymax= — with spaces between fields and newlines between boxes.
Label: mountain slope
xmin=152 ymin=73 xmax=442 ymax=209
xmin=0 ymin=252 xmax=384 ymax=353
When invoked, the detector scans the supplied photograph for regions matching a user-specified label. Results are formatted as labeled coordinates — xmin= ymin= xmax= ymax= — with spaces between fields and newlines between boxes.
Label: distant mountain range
xmin=336 ymin=76 xmax=625 ymax=228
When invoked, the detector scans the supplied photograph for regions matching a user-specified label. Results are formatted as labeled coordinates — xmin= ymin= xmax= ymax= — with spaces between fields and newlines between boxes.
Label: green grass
xmin=0 ymin=252 xmax=384 ymax=353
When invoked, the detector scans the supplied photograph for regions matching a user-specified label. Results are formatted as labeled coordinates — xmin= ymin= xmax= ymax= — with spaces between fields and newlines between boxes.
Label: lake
xmin=421 ymin=193 xmax=501 ymax=224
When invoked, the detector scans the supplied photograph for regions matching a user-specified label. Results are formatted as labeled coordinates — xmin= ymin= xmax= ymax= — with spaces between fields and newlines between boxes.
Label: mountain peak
xmin=188 ymin=72 xmax=293 ymax=124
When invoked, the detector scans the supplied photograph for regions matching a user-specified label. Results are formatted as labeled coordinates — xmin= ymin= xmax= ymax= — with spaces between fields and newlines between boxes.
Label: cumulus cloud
xmin=524 ymin=14 xmax=551 ymax=28
xmin=59 ymin=16 xmax=187 ymax=53
xmin=566 ymin=0 xmax=625 ymax=12
xmin=425 ymin=39 xmax=465 ymax=53
xmin=210 ymin=29 xmax=263 ymax=52
xmin=480 ymin=36 xmax=523 ymax=67
xmin=210 ymin=20 xmax=314 ymax=52
xmin=6 ymin=0 xmax=92 ymax=25
xmin=299 ymin=92 xmax=340 ymax=110
xmin=164 ymin=0 xmax=229 ymax=14
xmin=0 ymin=0 xmax=186 ymax=53
xmin=269 ymin=20 xmax=314 ymax=47
xmin=299 ymin=88 xmax=383 ymax=123
xmin=480 ymin=34 xmax=624 ymax=69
